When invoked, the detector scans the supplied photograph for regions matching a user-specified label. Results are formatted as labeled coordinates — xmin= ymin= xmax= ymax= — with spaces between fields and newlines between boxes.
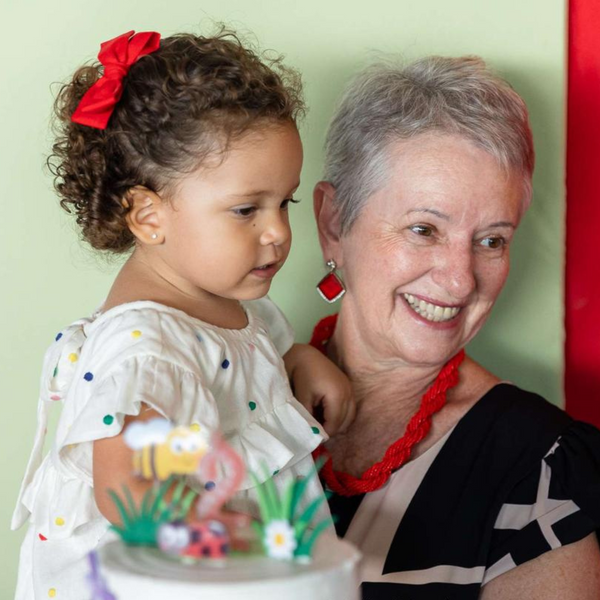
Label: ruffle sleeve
xmin=58 ymin=355 xmax=220 ymax=462
xmin=11 ymin=319 xmax=92 ymax=533
xmin=243 ymin=296 xmax=295 ymax=356
xmin=483 ymin=421 xmax=600 ymax=584
xmin=12 ymin=354 xmax=220 ymax=537
xmin=229 ymin=399 xmax=326 ymax=491
xmin=543 ymin=422 xmax=600 ymax=533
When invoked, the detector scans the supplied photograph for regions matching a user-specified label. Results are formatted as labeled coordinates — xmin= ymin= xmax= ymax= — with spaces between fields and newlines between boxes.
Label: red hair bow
xmin=71 ymin=30 xmax=161 ymax=129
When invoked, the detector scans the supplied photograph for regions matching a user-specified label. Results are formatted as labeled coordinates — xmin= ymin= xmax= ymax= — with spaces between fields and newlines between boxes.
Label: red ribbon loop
xmin=71 ymin=30 xmax=161 ymax=130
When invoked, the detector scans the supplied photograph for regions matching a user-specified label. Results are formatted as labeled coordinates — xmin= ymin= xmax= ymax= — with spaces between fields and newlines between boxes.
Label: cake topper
xmin=107 ymin=419 xmax=331 ymax=563
xmin=109 ymin=476 xmax=198 ymax=546
xmin=251 ymin=459 xmax=331 ymax=561
xmin=195 ymin=432 xmax=246 ymax=521
xmin=158 ymin=519 xmax=231 ymax=559
xmin=124 ymin=418 xmax=210 ymax=481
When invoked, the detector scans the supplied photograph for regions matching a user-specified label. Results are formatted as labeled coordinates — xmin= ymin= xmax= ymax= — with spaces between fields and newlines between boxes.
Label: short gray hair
xmin=323 ymin=56 xmax=535 ymax=232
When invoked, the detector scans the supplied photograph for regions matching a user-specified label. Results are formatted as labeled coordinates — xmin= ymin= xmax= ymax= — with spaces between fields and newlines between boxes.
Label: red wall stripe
xmin=565 ymin=0 xmax=600 ymax=425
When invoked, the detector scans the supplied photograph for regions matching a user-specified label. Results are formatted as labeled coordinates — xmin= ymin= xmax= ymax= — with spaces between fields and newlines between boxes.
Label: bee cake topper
xmin=124 ymin=418 xmax=211 ymax=481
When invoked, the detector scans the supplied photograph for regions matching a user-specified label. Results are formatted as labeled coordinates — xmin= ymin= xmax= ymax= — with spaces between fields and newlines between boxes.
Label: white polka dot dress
xmin=12 ymin=297 xmax=328 ymax=600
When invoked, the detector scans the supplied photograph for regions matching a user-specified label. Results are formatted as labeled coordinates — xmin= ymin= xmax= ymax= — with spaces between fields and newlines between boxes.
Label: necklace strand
xmin=310 ymin=313 xmax=465 ymax=497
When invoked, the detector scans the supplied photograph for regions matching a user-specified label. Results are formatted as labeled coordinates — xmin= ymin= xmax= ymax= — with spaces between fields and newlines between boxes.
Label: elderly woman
xmin=311 ymin=57 xmax=600 ymax=599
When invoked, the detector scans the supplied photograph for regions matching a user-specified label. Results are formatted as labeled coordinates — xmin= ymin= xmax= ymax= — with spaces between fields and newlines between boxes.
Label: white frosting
xmin=100 ymin=536 xmax=361 ymax=600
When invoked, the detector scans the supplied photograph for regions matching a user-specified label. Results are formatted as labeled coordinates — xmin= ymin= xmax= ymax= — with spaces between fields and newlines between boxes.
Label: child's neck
xmin=102 ymin=252 xmax=248 ymax=329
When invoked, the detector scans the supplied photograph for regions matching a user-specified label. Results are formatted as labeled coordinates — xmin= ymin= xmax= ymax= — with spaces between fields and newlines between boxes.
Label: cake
xmin=98 ymin=534 xmax=360 ymax=599
xmin=88 ymin=418 xmax=361 ymax=599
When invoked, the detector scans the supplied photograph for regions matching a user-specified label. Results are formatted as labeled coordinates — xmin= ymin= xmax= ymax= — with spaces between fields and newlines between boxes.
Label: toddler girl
xmin=11 ymin=29 xmax=353 ymax=600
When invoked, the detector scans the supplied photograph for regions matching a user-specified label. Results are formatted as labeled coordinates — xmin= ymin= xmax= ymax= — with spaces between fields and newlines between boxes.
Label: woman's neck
xmin=324 ymin=308 xmax=500 ymax=475
xmin=327 ymin=309 xmax=447 ymax=414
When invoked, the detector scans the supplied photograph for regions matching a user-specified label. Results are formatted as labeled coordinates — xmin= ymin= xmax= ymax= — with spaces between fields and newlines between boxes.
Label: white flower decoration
xmin=264 ymin=519 xmax=297 ymax=560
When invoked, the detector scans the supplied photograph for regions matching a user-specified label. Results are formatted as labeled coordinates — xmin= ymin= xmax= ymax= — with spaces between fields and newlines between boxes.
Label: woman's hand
xmin=284 ymin=343 xmax=356 ymax=436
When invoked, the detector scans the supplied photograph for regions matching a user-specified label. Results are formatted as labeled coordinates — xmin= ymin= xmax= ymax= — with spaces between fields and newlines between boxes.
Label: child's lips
xmin=250 ymin=262 xmax=280 ymax=279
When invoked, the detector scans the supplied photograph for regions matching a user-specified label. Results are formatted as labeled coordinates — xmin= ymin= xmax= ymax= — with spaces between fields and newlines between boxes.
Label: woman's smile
xmin=401 ymin=292 xmax=462 ymax=325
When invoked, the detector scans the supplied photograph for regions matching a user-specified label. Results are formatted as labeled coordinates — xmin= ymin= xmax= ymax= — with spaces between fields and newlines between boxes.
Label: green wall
xmin=1 ymin=0 xmax=565 ymax=595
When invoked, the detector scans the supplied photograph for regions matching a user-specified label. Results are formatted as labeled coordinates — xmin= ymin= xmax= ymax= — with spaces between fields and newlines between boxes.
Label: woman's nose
xmin=260 ymin=211 xmax=290 ymax=246
xmin=431 ymin=245 xmax=476 ymax=301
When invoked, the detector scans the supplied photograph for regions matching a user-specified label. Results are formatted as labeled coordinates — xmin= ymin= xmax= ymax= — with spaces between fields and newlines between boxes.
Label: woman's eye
xmin=410 ymin=224 xmax=434 ymax=237
xmin=232 ymin=206 xmax=257 ymax=217
xmin=480 ymin=236 xmax=505 ymax=249
xmin=281 ymin=198 xmax=300 ymax=210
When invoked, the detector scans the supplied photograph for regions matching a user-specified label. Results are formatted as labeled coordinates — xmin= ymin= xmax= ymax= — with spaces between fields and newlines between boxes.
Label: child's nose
xmin=260 ymin=212 xmax=290 ymax=246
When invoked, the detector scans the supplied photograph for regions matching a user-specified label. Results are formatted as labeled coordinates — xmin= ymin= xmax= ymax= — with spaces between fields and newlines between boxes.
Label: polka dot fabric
xmin=12 ymin=297 xmax=329 ymax=600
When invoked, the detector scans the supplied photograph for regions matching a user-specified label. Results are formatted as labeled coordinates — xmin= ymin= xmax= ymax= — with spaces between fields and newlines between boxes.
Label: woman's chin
xmin=390 ymin=301 xmax=470 ymax=364
xmin=393 ymin=340 xmax=462 ymax=368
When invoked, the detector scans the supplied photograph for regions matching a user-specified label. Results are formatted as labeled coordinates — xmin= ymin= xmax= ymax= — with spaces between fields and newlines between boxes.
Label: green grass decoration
xmin=251 ymin=459 xmax=332 ymax=560
xmin=107 ymin=458 xmax=332 ymax=559
xmin=295 ymin=516 xmax=332 ymax=557
xmin=109 ymin=477 xmax=198 ymax=546
xmin=293 ymin=493 xmax=330 ymax=544
xmin=281 ymin=477 xmax=296 ymax=522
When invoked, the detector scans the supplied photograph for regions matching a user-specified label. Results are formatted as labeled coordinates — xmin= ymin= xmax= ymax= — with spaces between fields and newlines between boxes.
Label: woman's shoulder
xmin=456 ymin=356 xmax=571 ymax=441
xmin=475 ymin=382 xmax=572 ymax=436
xmin=442 ymin=380 xmax=600 ymax=501
xmin=444 ymin=382 xmax=572 ymax=476
xmin=430 ymin=381 xmax=575 ymax=499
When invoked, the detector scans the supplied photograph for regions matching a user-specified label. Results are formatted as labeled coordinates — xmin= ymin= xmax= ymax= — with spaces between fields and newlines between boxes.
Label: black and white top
xmin=327 ymin=384 xmax=600 ymax=600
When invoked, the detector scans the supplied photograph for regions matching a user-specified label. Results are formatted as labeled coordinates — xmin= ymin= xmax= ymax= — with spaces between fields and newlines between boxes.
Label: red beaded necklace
xmin=310 ymin=313 xmax=465 ymax=497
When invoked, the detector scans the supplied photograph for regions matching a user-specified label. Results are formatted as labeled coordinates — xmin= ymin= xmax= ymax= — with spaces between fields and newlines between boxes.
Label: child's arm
xmin=93 ymin=406 xmax=186 ymax=524
xmin=283 ymin=344 xmax=356 ymax=436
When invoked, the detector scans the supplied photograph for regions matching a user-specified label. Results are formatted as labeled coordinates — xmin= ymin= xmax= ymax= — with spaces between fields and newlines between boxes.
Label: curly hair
xmin=48 ymin=30 xmax=305 ymax=252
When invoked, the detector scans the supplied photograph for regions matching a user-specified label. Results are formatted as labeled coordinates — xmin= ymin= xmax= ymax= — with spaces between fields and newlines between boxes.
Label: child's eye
xmin=410 ymin=224 xmax=435 ymax=237
xmin=232 ymin=206 xmax=257 ymax=217
xmin=479 ymin=236 xmax=506 ymax=249
xmin=281 ymin=198 xmax=301 ymax=210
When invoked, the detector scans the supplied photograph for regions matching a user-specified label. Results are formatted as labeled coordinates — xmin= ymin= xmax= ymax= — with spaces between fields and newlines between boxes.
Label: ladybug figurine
xmin=158 ymin=520 xmax=230 ymax=560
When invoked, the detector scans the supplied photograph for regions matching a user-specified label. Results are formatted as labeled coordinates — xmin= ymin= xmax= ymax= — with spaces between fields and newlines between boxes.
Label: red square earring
xmin=316 ymin=259 xmax=346 ymax=303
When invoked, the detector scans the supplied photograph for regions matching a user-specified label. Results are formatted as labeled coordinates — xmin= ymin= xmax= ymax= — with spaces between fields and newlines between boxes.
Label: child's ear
xmin=123 ymin=186 xmax=165 ymax=245
xmin=313 ymin=181 xmax=344 ymax=267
